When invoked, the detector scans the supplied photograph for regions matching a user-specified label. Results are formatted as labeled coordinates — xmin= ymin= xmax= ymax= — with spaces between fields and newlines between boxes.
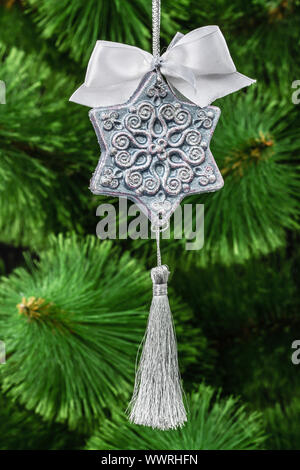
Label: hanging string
xmin=152 ymin=0 xmax=161 ymax=60
xmin=152 ymin=219 xmax=169 ymax=267
xmin=156 ymin=225 xmax=162 ymax=267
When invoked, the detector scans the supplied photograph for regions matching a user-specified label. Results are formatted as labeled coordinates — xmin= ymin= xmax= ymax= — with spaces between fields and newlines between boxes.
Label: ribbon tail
xmin=166 ymin=71 xmax=256 ymax=108
xmin=69 ymin=78 xmax=146 ymax=108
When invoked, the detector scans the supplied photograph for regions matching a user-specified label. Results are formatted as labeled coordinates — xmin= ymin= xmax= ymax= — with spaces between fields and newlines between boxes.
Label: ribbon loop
xmin=70 ymin=25 xmax=255 ymax=109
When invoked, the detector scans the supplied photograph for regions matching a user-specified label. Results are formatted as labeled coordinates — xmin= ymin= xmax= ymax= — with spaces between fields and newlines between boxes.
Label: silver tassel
xmin=128 ymin=263 xmax=187 ymax=430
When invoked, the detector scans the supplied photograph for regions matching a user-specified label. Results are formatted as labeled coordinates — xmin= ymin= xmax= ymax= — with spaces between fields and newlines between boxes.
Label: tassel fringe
xmin=128 ymin=265 xmax=187 ymax=430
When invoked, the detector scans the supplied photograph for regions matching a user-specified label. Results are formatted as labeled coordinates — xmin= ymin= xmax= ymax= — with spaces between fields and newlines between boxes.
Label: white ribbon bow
xmin=70 ymin=25 xmax=255 ymax=109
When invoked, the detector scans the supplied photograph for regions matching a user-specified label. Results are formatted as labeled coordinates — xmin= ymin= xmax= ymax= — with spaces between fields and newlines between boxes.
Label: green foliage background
xmin=0 ymin=0 xmax=299 ymax=450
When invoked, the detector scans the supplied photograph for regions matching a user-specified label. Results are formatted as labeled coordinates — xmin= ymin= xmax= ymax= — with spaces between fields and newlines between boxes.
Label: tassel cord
xmin=156 ymin=224 xmax=161 ymax=267
xmin=152 ymin=0 xmax=161 ymax=60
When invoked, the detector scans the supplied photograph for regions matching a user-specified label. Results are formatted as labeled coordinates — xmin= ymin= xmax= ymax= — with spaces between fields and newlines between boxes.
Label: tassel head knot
xmin=151 ymin=265 xmax=169 ymax=285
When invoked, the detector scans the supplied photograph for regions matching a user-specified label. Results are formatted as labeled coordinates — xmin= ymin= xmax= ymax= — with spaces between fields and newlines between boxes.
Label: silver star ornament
xmin=89 ymin=71 xmax=224 ymax=226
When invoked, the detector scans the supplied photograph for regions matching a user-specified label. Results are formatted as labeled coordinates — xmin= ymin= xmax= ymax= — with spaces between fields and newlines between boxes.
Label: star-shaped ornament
xmin=89 ymin=71 xmax=224 ymax=226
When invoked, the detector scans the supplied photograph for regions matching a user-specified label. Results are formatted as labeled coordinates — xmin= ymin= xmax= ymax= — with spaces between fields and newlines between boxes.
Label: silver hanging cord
xmin=151 ymin=220 xmax=169 ymax=267
xmin=152 ymin=0 xmax=161 ymax=61
xmin=156 ymin=225 xmax=162 ymax=267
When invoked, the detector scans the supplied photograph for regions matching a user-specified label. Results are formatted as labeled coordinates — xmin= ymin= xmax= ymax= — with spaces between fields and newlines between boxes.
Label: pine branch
xmin=86 ymin=384 xmax=266 ymax=450
xmin=174 ymin=249 xmax=300 ymax=410
xmin=0 ymin=43 xmax=94 ymax=167
xmin=0 ymin=234 xmax=149 ymax=429
xmin=171 ymin=87 xmax=299 ymax=266
xmin=25 ymin=0 xmax=179 ymax=65
xmin=0 ymin=391 xmax=84 ymax=450
xmin=174 ymin=249 xmax=299 ymax=336
xmin=0 ymin=43 xmax=99 ymax=247
xmin=0 ymin=233 xmax=208 ymax=429
xmin=264 ymin=399 xmax=300 ymax=450
xmin=172 ymin=248 xmax=300 ymax=397
xmin=166 ymin=1 xmax=300 ymax=86
xmin=0 ymin=2 xmax=79 ymax=78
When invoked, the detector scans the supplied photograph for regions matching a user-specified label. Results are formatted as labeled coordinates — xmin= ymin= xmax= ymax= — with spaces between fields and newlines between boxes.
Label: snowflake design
xmin=146 ymin=80 xmax=168 ymax=105
xmin=101 ymin=111 xmax=122 ymax=131
xmin=100 ymin=167 xmax=122 ymax=189
xmin=89 ymin=72 xmax=223 ymax=225
xmin=194 ymin=110 xmax=215 ymax=129
xmin=108 ymin=101 xmax=212 ymax=197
